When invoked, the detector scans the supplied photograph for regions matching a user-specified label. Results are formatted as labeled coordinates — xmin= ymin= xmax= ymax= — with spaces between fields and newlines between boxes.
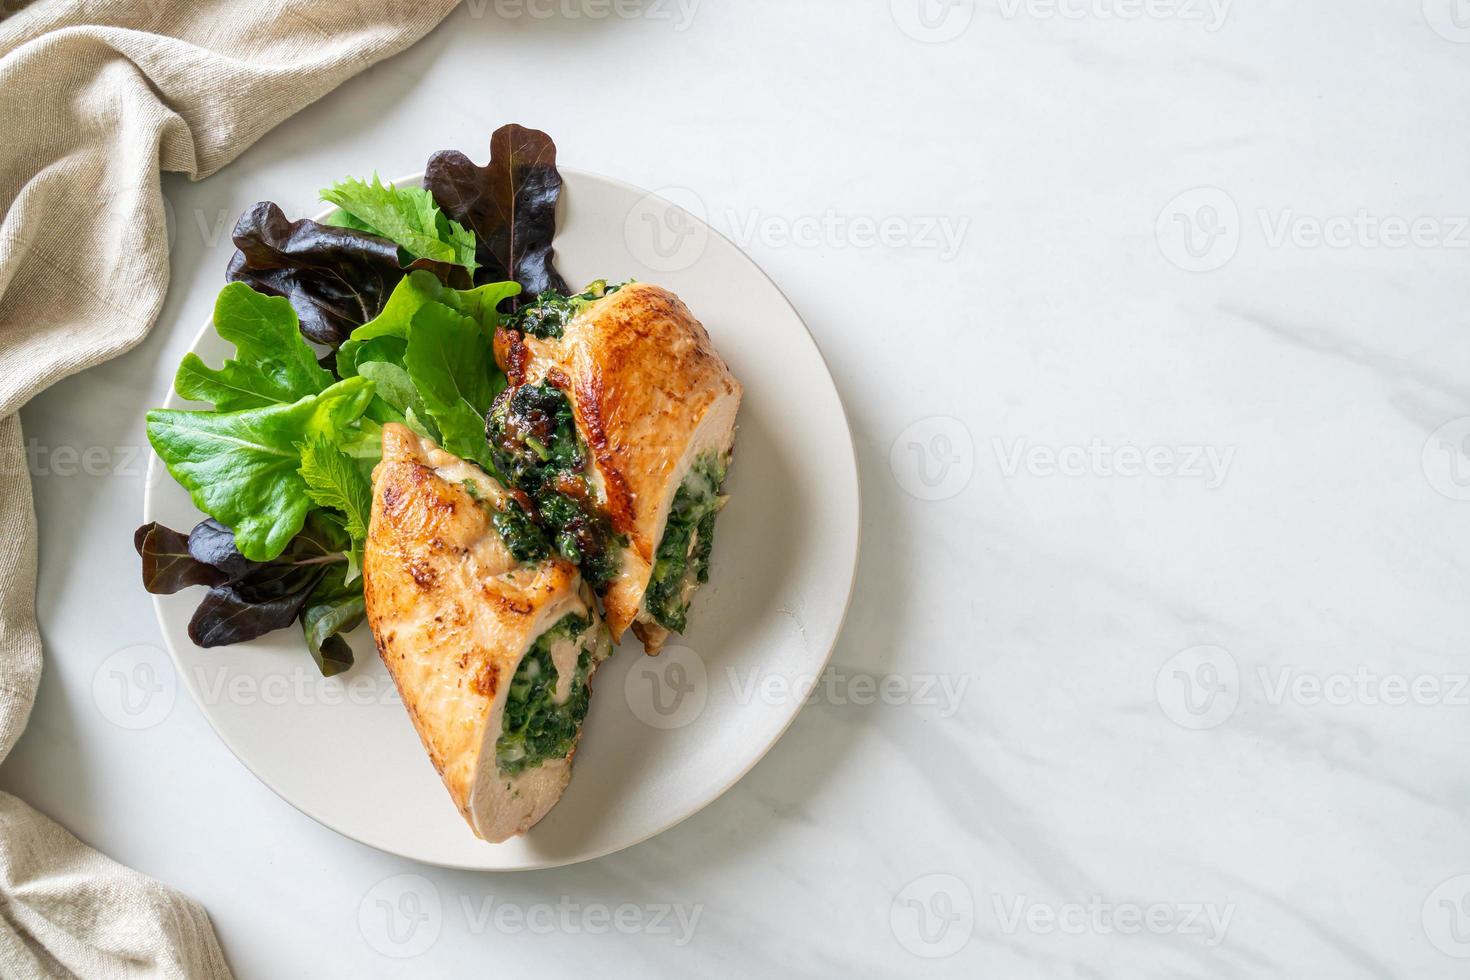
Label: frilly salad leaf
xmin=227 ymin=202 xmax=406 ymax=349
xmin=298 ymin=434 xmax=373 ymax=582
xmin=146 ymin=377 xmax=374 ymax=561
xmin=174 ymin=283 xmax=334 ymax=410
xmin=321 ymin=175 xmax=479 ymax=276
xmin=298 ymin=436 xmax=372 ymax=542
xmin=425 ymin=123 xmax=570 ymax=300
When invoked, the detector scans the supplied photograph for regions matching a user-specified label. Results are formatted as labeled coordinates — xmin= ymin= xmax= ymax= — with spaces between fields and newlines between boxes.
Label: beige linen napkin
xmin=0 ymin=1 xmax=460 ymax=976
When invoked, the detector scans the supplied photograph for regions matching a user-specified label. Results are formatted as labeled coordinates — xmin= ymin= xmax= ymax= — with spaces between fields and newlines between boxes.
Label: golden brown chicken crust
xmin=517 ymin=283 xmax=742 ymax=642
xmin=364 ymin=423 xmax=583 ymax=830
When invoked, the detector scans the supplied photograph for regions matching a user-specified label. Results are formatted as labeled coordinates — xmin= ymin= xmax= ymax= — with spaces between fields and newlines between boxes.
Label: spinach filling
xmin=491 ymin=501 xmax=550 ymax=563
xmin=485 ymin=381 xmax=622 ymax=587
xmin=496 ymin=613 xmax=598 ymax=776
xmin=506 ymin=280 xmax=626 ymax=340
xmin=644 ymin=454 xmax=728 ymax=633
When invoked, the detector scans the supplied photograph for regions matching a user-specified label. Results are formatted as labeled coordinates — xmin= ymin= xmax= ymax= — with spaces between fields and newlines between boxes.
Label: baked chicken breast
xmin=363 ymin=423 xmax=611 ymax=842
xmin=491 ymin=282 xmax=742 ymax=654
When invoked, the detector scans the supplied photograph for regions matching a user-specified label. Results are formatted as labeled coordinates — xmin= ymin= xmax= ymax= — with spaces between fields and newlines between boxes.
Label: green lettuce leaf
xmin=174 ymin=283 xmax=334 ymax=410
xmin=145 ymin=377 xmax=374 ymax=561
xmin=336 ymin=270 xmax=518 ymax=377
xmin=320 ymin=176 xmax=479 ymax=275
xmin=357 ymin=361 xmax=440 ymax=439
xmin=301 ymin=562 xmax=365 ymax=677
xmin=402 ymin=302 xmax=503 ymax=473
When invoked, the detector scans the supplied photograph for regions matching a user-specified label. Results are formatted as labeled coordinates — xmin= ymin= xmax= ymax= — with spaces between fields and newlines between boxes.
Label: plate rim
xmin=144 ymin=166 xmax=862 ymax=870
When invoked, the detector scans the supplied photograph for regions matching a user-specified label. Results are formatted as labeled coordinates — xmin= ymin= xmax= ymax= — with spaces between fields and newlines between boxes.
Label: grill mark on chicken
xmin=496 ymin=325 xmax=528 ymax=385
xmin=574 ymin=371 xmax=638 ymax=537
xmin=408 ymin=559 xmax=437 ymax=589
xmin=472 ymin=660 xmax=501 ymax=699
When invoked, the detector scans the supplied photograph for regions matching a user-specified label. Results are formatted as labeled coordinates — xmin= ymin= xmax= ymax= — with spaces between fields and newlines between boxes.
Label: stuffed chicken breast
xmin=490 ymin=282 xmax=742 ymax=654
xmin=363 ymin=423 xmax=611 ymax=842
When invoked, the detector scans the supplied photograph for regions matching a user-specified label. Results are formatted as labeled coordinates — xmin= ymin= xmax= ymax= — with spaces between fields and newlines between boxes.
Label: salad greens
xmin=298 ymin=435 xmax=373 ymax=580
xmin=400 ymin=302 xmax=503 ymax=472
xmin=137 ymin=514 xmax=359 ymax=673
xmin=145 ymin=375 xmax=373 ymax=562
xmin=141 ymin=125 xmax=574 ymax=674
xmin=321 ymin=175 xmax=479 ymax=276
xmin=174 ymin=283 xmax=335 ymax=410
xmin=425 ymin=123 xmax=569 ymax=300
xmin=495 ymin=613 xmax=599 ymax=775
xmin=226 ymin=202 xmax=405 ymax=349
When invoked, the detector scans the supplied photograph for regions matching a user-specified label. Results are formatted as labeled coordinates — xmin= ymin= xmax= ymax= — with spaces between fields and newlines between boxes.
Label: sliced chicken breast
xmin=495 ymin=282 xmax=742 ymax=653
xmin=363 ymin=423 xmax=611 ymax=842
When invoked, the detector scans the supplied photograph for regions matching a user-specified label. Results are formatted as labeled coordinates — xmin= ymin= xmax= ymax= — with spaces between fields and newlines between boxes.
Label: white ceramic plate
xmin=145 ymin=169 xmax=859 ymax=870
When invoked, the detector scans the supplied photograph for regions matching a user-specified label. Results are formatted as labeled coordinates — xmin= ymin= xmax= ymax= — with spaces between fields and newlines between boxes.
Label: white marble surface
xmin=3 ymin=1 xmax=1469 ymax=975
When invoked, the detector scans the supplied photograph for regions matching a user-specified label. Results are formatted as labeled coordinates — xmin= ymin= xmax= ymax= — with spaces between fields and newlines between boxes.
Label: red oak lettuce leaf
xmin=424 ymin=123 xmax=570 ymax=303
xmin=226 ymin=202 xmax=406 ymax=349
